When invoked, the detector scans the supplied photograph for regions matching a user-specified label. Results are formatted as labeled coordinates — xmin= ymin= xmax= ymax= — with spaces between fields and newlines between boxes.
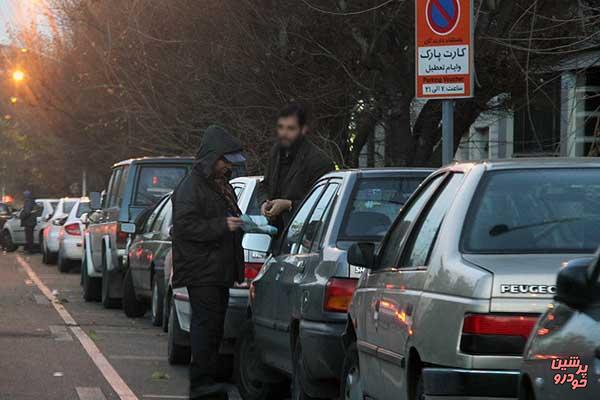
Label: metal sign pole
xmin=442 ymin=100 xmax=454 ymax=165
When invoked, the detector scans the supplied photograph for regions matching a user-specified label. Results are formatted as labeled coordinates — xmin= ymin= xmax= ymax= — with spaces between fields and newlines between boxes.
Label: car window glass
xmin=298 ymin=182 xmax=339 ymax=254
xmin=378 ymin=174 xmax=445 ymax=270
xmin=144 ymin=197 xmax=168 ymax=232
xmin=340 ymin=176 xmax=425 ymax=241
xmin=233 ymin=184 xmax=245 ymax=200
xmin=108 ymin=168 xmax=122 ymax=207
xmin=77 ymin=202 xmax=91 ymax=218
xmin=245 ymin=181 xmax=263 ymax=215
xmin=115 ymin=166 xmax=130 ymax=207
xmin=152 ymin=199 xmax=172 ymax=232
xmin=63 ymin=201 xmax=76 ymax=214
xmin=134 ymin=166 xmax=188 ymax=207
xmin=463 ymin=168 xmax=600 ymax=254
xmin=402 ymin=174 xmax=464 ymax=268
xmin=281 ymin=183 xmax=326 ymax=255
xmin=0 ymin=204 xmax=8 ymax=213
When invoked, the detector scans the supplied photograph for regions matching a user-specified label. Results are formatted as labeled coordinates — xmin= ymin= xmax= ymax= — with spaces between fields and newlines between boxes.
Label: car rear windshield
xmin=63 ymin=201 xmax=76 ymax=214
xmin=134 ymin=166 xmax=188 ymax=206
xmin=463 ymin=168 xmax=600 ymax=254
xmin=77 ymin=202 xmax=91 ymax=217
xmin=339 ymin=176 xmax=424 ymax=240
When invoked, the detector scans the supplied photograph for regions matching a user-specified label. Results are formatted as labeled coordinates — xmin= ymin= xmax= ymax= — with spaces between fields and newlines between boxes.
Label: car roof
xmin=444 ymin=158 xmax=600 ymax=173
xmin=230 ymin=176 xmax=263 ymax=183
xmin=112 ymin=156 xmax=194 ymax=168
xmin=322 ymin=167 xmax=435 ymax=179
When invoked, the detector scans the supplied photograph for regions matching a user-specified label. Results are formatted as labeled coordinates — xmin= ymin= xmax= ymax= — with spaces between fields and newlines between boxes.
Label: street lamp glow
xmin=12 ymin=70 xmax=25 ymax=82
xmin=10 ymin=97 xmax=17 ymax=104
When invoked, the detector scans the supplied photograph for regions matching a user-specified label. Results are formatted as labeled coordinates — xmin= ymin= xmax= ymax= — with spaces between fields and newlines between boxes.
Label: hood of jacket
xmin=194 ymin=125 xmax=243 ymax=177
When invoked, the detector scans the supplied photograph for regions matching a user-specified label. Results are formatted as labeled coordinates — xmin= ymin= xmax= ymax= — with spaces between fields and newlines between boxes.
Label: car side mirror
xmin=242 ymin=233 xmax=272 ymax=253
xmin=347 ymin=242 xmax=376 ymax=269
xmin=90 ymin=191 xmax=102 ymax=210
xmin=556 ymin=257 xmax=600 ymax=309
xmin=80 ymin=213 xmax=89 ymax=225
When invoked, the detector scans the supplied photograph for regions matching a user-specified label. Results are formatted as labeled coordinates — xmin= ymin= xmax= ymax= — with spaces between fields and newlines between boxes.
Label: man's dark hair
xmin=278 ymin=102 xmax=307 ymax=127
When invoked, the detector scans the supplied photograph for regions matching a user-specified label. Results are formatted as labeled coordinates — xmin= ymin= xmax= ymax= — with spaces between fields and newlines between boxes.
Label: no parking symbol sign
xmin=416 ymin=0 xmax=474 ymax=99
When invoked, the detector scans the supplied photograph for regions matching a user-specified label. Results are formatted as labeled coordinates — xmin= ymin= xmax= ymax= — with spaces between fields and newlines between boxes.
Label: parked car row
xmin=2 ymin=198 xmax=58 ymax=252
xmin=36 ymin=156 xmax=598 ymax=400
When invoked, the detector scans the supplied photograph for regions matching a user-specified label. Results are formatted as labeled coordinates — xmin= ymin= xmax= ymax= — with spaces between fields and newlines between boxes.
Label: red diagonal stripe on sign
xmin=430 ymin=0 xmax=455 ymax=25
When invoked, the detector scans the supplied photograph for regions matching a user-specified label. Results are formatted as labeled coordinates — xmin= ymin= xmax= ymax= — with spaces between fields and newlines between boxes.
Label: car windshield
xmin=245 ymin=181 xmax=263 ymax=216
xmin=339 ymin=176 xmax=424 ymax=240
xmin=463 ymin=168 xmax=600 ymax=254
xmin=77 ymin=202 xmax=91 ymax=217
xmin=134 ymin=166 xmax=188 ymax=206
xmin=63 ymin=201 xmax=76 ymax=214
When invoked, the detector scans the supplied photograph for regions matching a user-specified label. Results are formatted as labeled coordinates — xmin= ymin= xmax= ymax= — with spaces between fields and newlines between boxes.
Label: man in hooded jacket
xmin=21 ymin=190 xmax=37 ymax=253
xmin=172 ymin=126 xmax=246 ymax=400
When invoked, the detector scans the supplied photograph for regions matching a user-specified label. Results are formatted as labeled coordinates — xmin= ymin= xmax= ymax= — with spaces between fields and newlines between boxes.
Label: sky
xmin=0 ymin=0 xmax=48 ymax=45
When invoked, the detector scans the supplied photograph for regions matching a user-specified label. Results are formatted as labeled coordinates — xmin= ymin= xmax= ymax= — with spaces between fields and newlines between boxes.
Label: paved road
xmin=0 ymin=251 xmax=241 ymax=400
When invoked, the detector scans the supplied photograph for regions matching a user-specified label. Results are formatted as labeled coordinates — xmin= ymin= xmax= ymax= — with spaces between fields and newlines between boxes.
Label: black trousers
xmin=187 ymin=286 xmax=229 ymax=399
xmin=24 ymin=226 xmax=34 ymax=253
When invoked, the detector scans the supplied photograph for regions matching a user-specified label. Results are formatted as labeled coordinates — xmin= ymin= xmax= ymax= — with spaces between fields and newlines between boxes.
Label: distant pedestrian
xmin=20 ymin=190 xmax=37 ymax=254
xmin=172 ymin=125 xmax=246 ymax=400
xmin=261 ymin=103 xmax=334 ymax=234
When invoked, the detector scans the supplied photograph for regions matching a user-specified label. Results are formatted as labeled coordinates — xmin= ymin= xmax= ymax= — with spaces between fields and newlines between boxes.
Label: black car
xmin=519 ymin=252 xmax=600 ymax=400
xmin=0 ymin=202 xmax=13 ymax=230
xmin=123 ymin=193 xmax=173 ymax=325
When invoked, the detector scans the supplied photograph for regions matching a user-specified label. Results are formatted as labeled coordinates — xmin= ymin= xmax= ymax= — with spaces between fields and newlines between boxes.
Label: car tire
xmin=123 ymin=268 xmax=146 ymax=318
xmin=101 ymin=252 xmax=121 ymax=309
xmin=58 ymin=248 xmax=71 ymax=273
xmin=167 ymin=297 xmax=191 ymax=365
xmin=3 ymin=230 xmax=17 ymax=252
xmin=291 ymin=341 xmax=320 ymax=400
xmin=82 ymin=252 xmax=101 ymax=302
xmin=151 ymin=277 xmax=164 ymax=326
xmin=162 ymin=288 xmax=171 ymax=333
xmin=340 ymin=342 xmax=364 ymax=400
xmin=234 ymin=320 xmax=286 ymax=400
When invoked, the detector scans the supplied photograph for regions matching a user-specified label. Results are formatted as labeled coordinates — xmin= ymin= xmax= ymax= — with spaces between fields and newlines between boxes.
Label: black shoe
xmin=190 ymin=383 xmax=228 ymax=400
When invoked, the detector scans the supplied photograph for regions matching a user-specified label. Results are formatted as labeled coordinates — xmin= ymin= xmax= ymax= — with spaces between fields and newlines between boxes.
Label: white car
xmin=42 ymin=198 xmax=78 ymax=264
xmin=57 ymin=199 xmax=90 ymax=273
xmin=2 ymin=198 xmax=58 ymax=252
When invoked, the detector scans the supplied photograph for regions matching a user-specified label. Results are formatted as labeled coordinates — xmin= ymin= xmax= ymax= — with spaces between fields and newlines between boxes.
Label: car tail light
xmin=235 ymin=262 xmax=263 ymax=288
xmin=324 ymin=278 xmax=358 ymax=313
xmin=64 ymin=223 xmax=81 ymax=236
xmin=116 ymin=227 xmax=129 ymax=248
xmin=460 ymin=313 xmax=539 ymax=356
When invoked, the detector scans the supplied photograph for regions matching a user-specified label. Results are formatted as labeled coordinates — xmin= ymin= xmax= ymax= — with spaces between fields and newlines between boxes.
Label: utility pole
xmin=442 ymin=100 xmax=455 ymax=165
xmin=82 ymin=170 xmax=87 ymax=197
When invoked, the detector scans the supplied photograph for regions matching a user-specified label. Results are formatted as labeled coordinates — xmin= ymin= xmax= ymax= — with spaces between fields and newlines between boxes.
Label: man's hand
xmin=226 ymin=217 xmax=243 ymax=232
xmin=261 ymin=200 xmax=273 ymax=217
xmin=265 ymin=199 xmax=292 ymax=218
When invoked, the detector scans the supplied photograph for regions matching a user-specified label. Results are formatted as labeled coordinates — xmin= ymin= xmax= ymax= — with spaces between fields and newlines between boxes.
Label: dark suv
xmin=237 ymin=168 xmax=431 ymax=400
xmin=81 ymin=157 xmax=193 ymax=307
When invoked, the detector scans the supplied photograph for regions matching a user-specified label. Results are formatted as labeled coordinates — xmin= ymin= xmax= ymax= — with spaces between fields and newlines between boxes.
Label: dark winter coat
xmin=261 ymin=136 xmax=334 ymax=229
xmin=171 ymin=126 xmax=245 ymax=288
xmin=20 ymin=192 xmax=37 ymax=227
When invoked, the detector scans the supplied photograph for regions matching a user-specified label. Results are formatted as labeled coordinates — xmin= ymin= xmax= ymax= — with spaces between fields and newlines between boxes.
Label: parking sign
xmin=416 ymin=0 xmax=474 ymax=99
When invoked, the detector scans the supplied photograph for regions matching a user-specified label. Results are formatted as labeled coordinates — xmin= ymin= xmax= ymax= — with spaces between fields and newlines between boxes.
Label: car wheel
xmin=3 ymin=230 xmax=17 ymax=252
xmin=58 ymin=248 xmax=71 ymax=273
xmin=101 ymin=252 xmax=120 ymax=309
xmin=82 ymin=252 xmax=101 ymax=302
xmin=234 ymin=320 xmax=286 ymax=400
xmin=123 ymin=268 xmax=146 ymax=318
xmin=340 ymin=342 xmax=363 ymax=400
xmin=162 ymin=288 xmax=171 ymax=333
xmin=291 ymin=341 xmax=320 ymax=400
xmin=167 ymin=297 xmax=191 ymax=365
xmin=151 ymin=277 xmax=164 ymax=326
